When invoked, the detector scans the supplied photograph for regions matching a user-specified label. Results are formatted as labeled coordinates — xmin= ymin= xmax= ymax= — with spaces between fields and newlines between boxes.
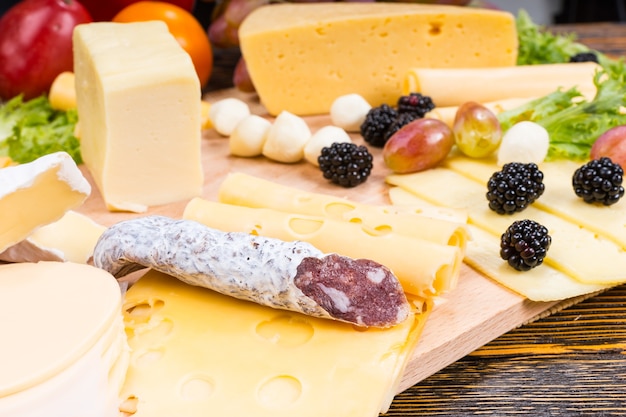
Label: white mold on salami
xmin=92 ymin=215 xmax=411 ymax=328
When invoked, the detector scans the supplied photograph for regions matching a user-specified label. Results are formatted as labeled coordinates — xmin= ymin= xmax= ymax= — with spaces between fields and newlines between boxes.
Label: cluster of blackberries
xmin=359 ymin=93 xmax=435 ymax=147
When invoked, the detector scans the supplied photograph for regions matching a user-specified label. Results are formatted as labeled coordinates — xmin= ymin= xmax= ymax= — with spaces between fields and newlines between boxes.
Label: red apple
xmin=80 ymin=0 xmax=195 ymax=21
xmin=591 ymin=125 xmax=626 ymax=169
xmin=383 ymin=118 xmax=454 ymax=174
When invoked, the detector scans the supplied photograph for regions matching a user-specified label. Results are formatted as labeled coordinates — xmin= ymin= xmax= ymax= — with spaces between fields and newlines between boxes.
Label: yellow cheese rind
xmin=120 ymin=270 xmax=430 ymax=416
xmin=404 ymin=62 xmax=599 ymax=107
xmin=183 ymin=198 xmax=463 ymax=297
xmin=73 ymin=21 xmax=203 ymax=213
xmin=0 ymin=152 xmax=90 ymax=253
xmin=239 ymin=2 xmax=517 ymax=115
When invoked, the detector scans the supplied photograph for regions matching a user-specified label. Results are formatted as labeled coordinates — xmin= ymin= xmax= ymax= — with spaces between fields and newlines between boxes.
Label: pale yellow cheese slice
xmin=387 ymin=168 xmax=626 ymax=285
xmin=239 ymin=2 xmax=517 ymax=115
xmin=0 ymin=262 xmax=128 ymax=416
xmin=387 ymin=183 xmax=612 ymax=301
xmin=183 ymin=198 xmax=463 ymax=298
xmin=0 ymin=152 xmax=91 ymax=253
xmin=445 ymin=156 xmax=626 ymax=250
xmin=73 ymin=21 xmax=203 ymax=213
xmin=119 ymin=270 xmax=429 ymax=417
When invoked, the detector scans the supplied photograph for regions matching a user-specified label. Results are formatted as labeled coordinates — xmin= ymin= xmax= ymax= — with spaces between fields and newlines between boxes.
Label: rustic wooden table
xmin=382 ymin=22 xmax=626 ymax=417
xmin=204 ymin=22 xmax=626 ymax=416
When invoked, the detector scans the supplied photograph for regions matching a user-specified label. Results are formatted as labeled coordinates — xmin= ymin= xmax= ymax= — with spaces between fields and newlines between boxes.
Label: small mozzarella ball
xmin=229 ymin=115 xmax=271 ymax=157
xmin=330 ymin=93 xmax=372 ymax=132
xmin=209 ymin=98 xmax=251 ymax=136
xmin=262 ymin=111 xmax=311 ymax=163
xmin=497 ymin=121 xmax=549 ymax=166
xmin=303 ymin=125 xmax=352 ymax=166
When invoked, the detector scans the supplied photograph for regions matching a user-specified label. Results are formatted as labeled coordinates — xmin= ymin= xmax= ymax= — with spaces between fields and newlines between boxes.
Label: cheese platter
xmin=73 ymin=87 xmax=577 ymax=392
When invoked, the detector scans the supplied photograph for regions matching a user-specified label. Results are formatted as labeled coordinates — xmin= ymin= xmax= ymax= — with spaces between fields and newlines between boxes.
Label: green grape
xmin=452 ymin=101 xmax=502 ymax=158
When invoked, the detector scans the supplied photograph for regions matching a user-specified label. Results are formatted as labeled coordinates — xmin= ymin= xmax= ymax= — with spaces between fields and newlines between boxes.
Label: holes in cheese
xmin=183 ymin=197 xmax=462 ymax=298
xmin=119 ymin=269 xmax=430 ymax=416
xmin=404 ymin=62 xmax=599 ymax=107
xmin=239 ymin=2 xmax=518 ymax=115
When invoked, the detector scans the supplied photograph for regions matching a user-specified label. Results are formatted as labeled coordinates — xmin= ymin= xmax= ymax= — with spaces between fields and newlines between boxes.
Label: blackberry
xmin=384 ymin=112 xmax=418 ymax=141
xmin=572 ymin=157 xmax=624 ymax=206
xmin=569 ymin=52 xmax=599 ymax=63
xmin=318 ymin=142 xmax=373 ymax=188
xmin=360 ymin=104 xmax=398 ymax=147
xmin=500 ymin=219 xmax=551 ymax=271
xmin=486 ymin=162 xmax=545 ymax=214
xmin=396 ymin=93 xmax=435 ymax=118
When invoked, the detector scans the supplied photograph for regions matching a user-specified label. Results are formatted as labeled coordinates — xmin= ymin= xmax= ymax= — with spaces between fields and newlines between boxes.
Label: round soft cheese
xmin=0 ymin=261 xmax=129 ymax=417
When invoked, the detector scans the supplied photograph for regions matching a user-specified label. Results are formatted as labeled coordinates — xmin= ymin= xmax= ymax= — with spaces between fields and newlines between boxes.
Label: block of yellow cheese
xmin=0 ymin=262 xmax=129 ymax=417
xmin=0 ymin=152 xmax=90 ymax=253
xmin=239 ymin=2 xmax=518 ymax=115
xmin=73 ymin=21 xmax=204 ymax=213
xmin=119 ymin=269 xmax=429 ymax=417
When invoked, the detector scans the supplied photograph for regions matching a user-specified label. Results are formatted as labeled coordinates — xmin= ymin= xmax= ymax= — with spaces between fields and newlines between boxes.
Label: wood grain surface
xmin=380 ymin=22 xmax=626 ymax=416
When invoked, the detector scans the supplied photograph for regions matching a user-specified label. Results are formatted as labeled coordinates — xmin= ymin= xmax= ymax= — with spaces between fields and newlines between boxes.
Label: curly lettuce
xmin=0 ymin=95 xmax=81 ymax=164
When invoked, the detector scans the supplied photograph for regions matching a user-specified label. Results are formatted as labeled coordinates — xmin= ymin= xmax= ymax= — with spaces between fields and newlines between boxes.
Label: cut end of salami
xmin=294 ymin=254 xmax=411 ymax=328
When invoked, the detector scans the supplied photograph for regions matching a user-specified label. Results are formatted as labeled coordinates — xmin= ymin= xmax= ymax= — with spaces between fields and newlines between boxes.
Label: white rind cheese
xmin=0 ymin=152 xmax=90 ymax=253
xmin=73 ymin=21 xmax=204 ymax=213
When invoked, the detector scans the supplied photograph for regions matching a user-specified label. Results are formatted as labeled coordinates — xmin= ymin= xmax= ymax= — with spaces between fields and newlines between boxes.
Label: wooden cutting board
xmin=75 ymin=88 xmax=571 ymax=393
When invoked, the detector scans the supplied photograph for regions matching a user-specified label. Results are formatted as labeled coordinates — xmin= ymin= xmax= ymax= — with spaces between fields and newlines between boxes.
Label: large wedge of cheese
xmin=73 ymin=21 xmax=204 ymax=213
xmin=119 ymin=269 xmax=429 ymax=417
xmin=0 ymin=262 xmax=129 ymax=417
xmin=239 ymin=2 xmax=518 ymax=116
xmin=0 ymin=152 xmax=90 ymax=253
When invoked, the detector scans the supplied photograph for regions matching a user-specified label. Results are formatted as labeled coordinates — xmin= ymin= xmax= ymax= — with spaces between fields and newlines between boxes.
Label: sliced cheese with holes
xmin=119 ymin=269 xmax=429 ymax=417
xmin=239 ymin=2 xmax=517 ymax=115
xmin=387 ymin=181 xmax=612 ymax=300
xmin=387 ymin=167 xmax=626 ymax=285
xmin=0 ymin=262 xmax=129 ymax=417
xmin=183 ymin=198 xmax=462 ymax=298
xmin=219 ymin=172 xmax=470 ymax=243
xmin=0 ymin=211 xmax=106 ymax=263
xmin=0 ymin=152 xmax=90 ymax=253
xmin=73 ymin=21 xmax=203 ymax=213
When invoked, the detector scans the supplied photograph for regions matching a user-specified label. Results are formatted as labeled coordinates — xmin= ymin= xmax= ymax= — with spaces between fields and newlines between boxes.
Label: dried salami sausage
xmin=92 ymin=215 xmax=411 ymax=327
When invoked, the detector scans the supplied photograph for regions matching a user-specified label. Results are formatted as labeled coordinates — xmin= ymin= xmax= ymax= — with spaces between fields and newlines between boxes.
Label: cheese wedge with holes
xmin=73 ymin=21 xmax=203 ymax=213
xmin=239 ymin=2 xmax=518 ymax=115
xmin=0 ymin=262 xmax=129 ymax=417
xmin=183 ymin=198 xmax=463 ymax=298
xmin=119 ymin=269 xmax=429 ymax=417
xmin=0 ymin=152 xmax=90 ymax=253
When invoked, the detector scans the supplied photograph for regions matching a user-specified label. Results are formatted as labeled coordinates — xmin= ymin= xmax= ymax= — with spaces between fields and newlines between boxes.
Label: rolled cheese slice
xmin=0 ymin=262 xmax=129 ymax=417
xmin=404 ymin=62 xmax=599 ymax=107
xmin=183 ymin=198 xmax=464 ymax=298
xmin=240 ymin=2 xmax=518 ymax=115
xmin=0 ymin=152 xmax=91 ymax=253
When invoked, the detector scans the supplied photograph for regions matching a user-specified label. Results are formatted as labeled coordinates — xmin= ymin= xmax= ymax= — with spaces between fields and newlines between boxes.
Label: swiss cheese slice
xmin=0 ymin=152 xmax=90 ymax=253
xmin=119 ymin=270 xmax=429 ymax=417
xmin=73 ymin=21 xmax=204 ymax=213
xmin=0 ymin=262 xmax=129 ymax=417
xmin=183 ymin=198 xmax=463 ymax=298
xmin=239 ymin=2 xmax=517 ymax=115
